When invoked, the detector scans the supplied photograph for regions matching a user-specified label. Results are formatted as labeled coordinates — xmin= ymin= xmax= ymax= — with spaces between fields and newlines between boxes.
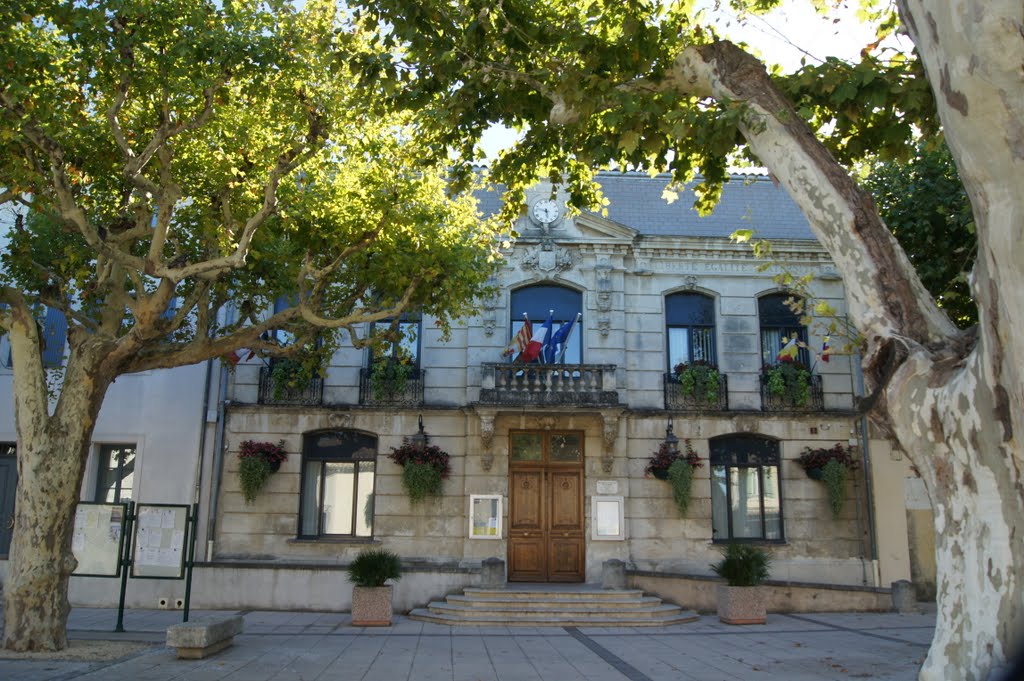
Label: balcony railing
xmin=664 ymin=372 xmax=729 ymax=411
xmin=479 ymin=363 xmax=619 ymax=406
xmin=760 ymin=372 xmax=824 ymax=411
xmin=258 ymin=366 xmax=324 ymax=406
xmin=359 ymin=368 xmax=425 ymax=407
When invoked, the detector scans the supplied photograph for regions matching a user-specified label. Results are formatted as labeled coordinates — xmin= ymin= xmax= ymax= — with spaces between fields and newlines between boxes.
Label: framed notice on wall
xmin=469 ymin=495 xmax=502 ymax=539
xmin=132 ymin=504 xmax=189 ymax=579
xmin=72 ymin=502 xmax=128 ymax=577
xmin=591 ymin=496 xmax=625 ymax=541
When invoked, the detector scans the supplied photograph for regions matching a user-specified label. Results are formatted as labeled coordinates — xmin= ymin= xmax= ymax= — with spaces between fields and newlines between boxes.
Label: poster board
xmin=132 ymin=504 xmax=189 ymax=579
xmin=469 ymin=495 xmax=502 ymax=539
xmin=72 ymin=502 xmax=127 ymax=577
xmin=591 ymin=496 xmax=625 ymax=541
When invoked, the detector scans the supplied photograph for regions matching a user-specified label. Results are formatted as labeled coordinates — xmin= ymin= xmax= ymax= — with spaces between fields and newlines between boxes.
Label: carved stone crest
xmin=522 ymin=242 xmax=574 ymax=274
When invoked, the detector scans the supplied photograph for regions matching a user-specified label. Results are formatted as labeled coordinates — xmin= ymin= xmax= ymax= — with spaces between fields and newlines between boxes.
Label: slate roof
xmin=475 ymin=171 xmax=815 ymax=240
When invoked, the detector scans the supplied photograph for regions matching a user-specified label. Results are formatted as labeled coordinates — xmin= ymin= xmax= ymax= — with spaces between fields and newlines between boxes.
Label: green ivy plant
xmin=370 ymin=356 xmax=413 ymax=401
xmin=763 ymin=361 xmax=811 ymax=407
xmin=239 ymin=457 xmax=272 ymax=504
xmin=270 ymin=358 xmax=314 ymax=401
xmin=401 ymin=461 xmax=444 ymax=502
xmin=667 ymin=458 xmax=695 ymax=517
xmin=675 ymin=361 xmax=720 ymax=405
xmin=822 ymin=458 xmax=850 ymax=520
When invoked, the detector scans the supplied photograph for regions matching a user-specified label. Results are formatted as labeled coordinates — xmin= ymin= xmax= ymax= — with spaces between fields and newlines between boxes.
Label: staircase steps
xmin=408 ymin=587 xmax=699 ymax=627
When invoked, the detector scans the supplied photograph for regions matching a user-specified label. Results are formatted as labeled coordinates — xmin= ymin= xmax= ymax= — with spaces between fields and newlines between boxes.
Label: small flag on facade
xmin=776 ymin=336 xmax=798 ymax=362
xmin=502 ymin=314 xmax=532 ymax=359
xmin=821 ymin=336 xmax=830 ymax=363
xmin=519 ymin=311 xmax=553 ymax=363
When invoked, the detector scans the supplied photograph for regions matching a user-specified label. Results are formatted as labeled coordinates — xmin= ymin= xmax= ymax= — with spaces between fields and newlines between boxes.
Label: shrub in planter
xmin=710 ymin=543 xmax=772 ymax=625
xmin=645 ymin=438 xmax=702 ymax=481
xmin=237 ymin=440 xmax=287 ymax=503
xmin=370 ymin=355 xmax=413 ymax=400
xmin=348 ymin=549 xmax=402 ymax=627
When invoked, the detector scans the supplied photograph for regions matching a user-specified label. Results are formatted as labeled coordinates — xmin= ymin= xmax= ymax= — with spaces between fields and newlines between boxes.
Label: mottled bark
xmin=2 ymin=314 xmax=114 ymax=651
xmin=652 ymin=24 xmax=1023 ymax=680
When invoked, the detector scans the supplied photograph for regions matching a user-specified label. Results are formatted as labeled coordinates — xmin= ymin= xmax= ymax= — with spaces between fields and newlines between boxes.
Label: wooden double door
xmin=508 ymin=431 xmax=584 ymax=582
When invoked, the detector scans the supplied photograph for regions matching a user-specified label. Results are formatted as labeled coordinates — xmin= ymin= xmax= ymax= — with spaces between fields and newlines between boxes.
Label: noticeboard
xmin=72 ymin=502 xmax=128 ymax=577
xmin=131 ymin=504 xmax=189 ymax=579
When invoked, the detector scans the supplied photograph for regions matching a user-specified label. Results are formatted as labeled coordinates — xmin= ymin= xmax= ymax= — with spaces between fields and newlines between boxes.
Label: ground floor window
xmin=299 ymin=430 xmax=377 ymax=538
xmin=710 ymin=435 xmax=783 ymax=542
xmin=95 ymin=444 xmax=135 ymax=503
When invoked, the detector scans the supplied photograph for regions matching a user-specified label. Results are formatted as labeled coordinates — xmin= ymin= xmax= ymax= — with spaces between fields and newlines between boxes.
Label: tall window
xmin=665 ymin=292 xmax=717 ymax=370
xmin=710 ymin=435 xmax=783 ymax=542
xmin=299 ymin=430 xmax=377 ymax=538
xmin=95 ymin=444 xmax=135 ymax=503
xmin=509 ymin=284 xmax=582 ymax=363
xmin=759 ymin=293 xmax=808 ymax=366
xmin=369 ymin=317 xmax=421 ymax=368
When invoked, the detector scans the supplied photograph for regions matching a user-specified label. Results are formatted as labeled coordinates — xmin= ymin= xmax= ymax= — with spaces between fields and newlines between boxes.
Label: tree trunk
xmin=656 ymin=32 xmax=1024 ymax=680
xmin=2 ymin=310 xmax=113 ymax=651
xmin=2 ymin=429 xmax=92 ymax=651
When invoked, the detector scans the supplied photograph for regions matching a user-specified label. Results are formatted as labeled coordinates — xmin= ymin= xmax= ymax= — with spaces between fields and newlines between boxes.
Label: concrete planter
xmin=351 ymin=585 xmax=394 ymax=626
xmin=716 ymin=584 xmax=767 ymax=625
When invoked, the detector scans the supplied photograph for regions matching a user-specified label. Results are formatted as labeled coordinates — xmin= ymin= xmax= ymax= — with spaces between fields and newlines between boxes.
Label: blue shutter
xmin=41 ymin=307 xmax=67 ymax=367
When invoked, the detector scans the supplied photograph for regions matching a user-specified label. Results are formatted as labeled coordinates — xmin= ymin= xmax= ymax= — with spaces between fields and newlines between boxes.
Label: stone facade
xmin=203 ymin=174 xmax=920 ymax=608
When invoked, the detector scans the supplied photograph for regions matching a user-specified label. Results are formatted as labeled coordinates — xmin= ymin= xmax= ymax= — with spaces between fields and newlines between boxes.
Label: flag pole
xmin=557 ymin=312 xmax=582 ymax=363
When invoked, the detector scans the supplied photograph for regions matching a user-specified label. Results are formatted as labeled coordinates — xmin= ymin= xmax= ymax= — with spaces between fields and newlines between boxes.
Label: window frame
xmin=369 ymin=317 xmax=422 ymax=369
xmin=509 ymin=284 xmax=583 ymax=363
xmin=665 ymin=292 xmax=717 ymax=370
xmin=94 ymin=443 xmax=136 ymax=504
xmin=758 ymin=293 xmax=809 ymax=367
xmin=709 ymin=435 xmax=784 ymax=543
xmin=297 ymin=430 xmax=379 ymax=540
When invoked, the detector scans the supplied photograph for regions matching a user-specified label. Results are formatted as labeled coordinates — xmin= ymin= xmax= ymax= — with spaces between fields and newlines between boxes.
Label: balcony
xmin=760 ymin=370 xmax=824 ymax=411
xmin=664 ymin=372 xmax=729 ymax=411
xmin=258 ymin=366 xmax=324 ymax=406
xmin=359 ymin=367 xmax=425 ymax=407
xmin=479 ymin=363 xmax=619 ymax=407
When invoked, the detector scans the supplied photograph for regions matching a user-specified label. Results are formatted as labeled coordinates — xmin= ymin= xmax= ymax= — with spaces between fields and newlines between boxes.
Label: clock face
xmin=531 ymin=199 xmax=560 ymax=224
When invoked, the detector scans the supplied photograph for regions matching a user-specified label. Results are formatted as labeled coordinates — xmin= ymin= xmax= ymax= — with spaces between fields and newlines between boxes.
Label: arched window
xmin=758 ymin=293 xmax=809 ymax=366
xmin=665 ymin=292 xmax=716 ymax=370
xmin=299 ymin=430 xmax=377 ymax=538
xmin=710 ymin=435 xmax=783 ymax=542
xmin=509 ymin=284 xmax=582 ymax=363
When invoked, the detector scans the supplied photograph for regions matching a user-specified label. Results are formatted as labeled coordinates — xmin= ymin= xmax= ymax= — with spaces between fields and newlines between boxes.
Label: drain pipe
xmin=192 ymin=358 xmax=215 ymax=505
xmin=205 ymin=363 xmax=229 ymax=561
xmin=205 ymin=302 xmax=235 ymax=561
xmin=853 ymin=351 xmax=879 ymax=585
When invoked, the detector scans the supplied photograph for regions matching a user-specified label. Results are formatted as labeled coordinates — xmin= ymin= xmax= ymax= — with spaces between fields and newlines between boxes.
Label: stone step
xmin=407 ymin=607 xmax=700 ymax=627
xmin=462 ymin=588 xmax=646 ymax=600
xmin=407 ymin=586 xmax=700 ymax=628
xmin=445 ymin=594 xmax=663 ymax=609
xmin=426 ymin=600 xmax=687 ymax=619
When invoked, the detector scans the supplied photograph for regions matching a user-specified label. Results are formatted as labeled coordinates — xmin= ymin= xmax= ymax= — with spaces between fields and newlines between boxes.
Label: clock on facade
xmin=530 ymin=198 xmax=561 ymax=225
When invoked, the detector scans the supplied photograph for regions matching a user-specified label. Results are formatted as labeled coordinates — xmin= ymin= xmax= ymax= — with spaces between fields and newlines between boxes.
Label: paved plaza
xmin=0 ymin=605 xmax=936 ymax=681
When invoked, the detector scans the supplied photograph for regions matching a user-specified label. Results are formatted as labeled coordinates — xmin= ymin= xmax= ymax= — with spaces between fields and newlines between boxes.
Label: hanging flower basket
xmin=646 ymin=439 xmax=703 ymax=517
xmin=797 ymin=443 xmax=858 ymax=519
xmin=238 ymin=440 xmax=288 ymax=503
xmin=389 ymin=438 xmax=451 ymax=502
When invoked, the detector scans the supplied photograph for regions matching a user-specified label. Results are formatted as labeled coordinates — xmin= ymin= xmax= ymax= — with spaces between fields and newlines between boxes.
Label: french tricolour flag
xmin=519 ymin=312 xmax=553 ymax=363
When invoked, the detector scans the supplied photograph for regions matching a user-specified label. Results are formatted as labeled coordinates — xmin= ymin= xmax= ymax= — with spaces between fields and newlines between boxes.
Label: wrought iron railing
xmin=479 ymin=363 xmax=619 ymax=406
xmin=760 ymin=372 xmax=824 ymax=411
xmin=359 ymin=367 xmax=425 ymax=407
xmin=664 ymin=372 xmax=729 ymax=411
xmin=258 ymin=366 xmax=324 ymax=406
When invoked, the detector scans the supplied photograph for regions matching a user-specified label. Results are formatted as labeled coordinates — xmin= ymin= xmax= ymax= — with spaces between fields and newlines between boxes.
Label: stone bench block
xmin=167 ymin=615 xmax=244 ymax=659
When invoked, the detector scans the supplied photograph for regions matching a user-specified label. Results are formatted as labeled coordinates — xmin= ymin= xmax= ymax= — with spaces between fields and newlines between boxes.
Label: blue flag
xmin=547 ymin=314 xmax=578 ymax=363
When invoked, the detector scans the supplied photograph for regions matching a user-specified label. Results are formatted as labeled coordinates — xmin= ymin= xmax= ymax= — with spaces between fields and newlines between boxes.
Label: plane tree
xmin=352 ymin=1 xmax=1022 ymax=678
xmin=0 ymin=0 xmax=499 ymax=650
